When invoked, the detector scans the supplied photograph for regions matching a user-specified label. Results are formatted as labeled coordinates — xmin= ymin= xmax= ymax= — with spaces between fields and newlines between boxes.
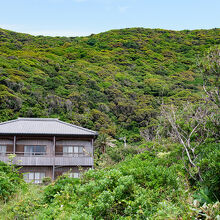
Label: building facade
xmin=0 ymin=118 xmax=97 ymax=183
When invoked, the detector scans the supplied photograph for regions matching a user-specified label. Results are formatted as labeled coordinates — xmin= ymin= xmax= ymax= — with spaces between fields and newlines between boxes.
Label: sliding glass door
xmin=24 ymin=146 xmax=46 ymax=156
xmin=0 ymin=145 xmax=6 ymax=155
xmin=63 ymin=146 xmax=84 ymax=157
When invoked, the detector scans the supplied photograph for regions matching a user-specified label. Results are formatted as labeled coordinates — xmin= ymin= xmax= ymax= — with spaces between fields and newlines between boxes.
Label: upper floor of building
xmin=0 ymin=118 xmax=98 ymax=166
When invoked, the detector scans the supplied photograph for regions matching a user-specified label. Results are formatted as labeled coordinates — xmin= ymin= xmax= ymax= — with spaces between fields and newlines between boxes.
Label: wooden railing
xmin=0 ymin=155 xmax=93 ymax=166
xmin=16 ymin=152 xmax=47 ymax=156
xmin=0 ymin=152 xmax=91 ymax=157
xmin=0 ymin=152 xmax=92 ymax=157
xmin=0 ymin=150 xmax=94 ymax=166
xmin=0 ymin=152 xmax=47 ymax=156
xmin=55 ymin=152 xmax=91 ymax=157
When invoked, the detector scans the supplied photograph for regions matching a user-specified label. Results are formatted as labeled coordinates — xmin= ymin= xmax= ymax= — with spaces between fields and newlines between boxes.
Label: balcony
xmin=0 ymin=152 xmax=93 ymax=166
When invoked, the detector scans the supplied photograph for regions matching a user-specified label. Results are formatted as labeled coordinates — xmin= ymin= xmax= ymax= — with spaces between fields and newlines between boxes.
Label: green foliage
xmin=0 ymin=146 xmax=219 ymax=219
xmin=0 ymin=27 xmax=219 ymax=219
xmin=17 ymin=152 xmax=190 ymax=219
xmin=42 ymin=177 xmax=52 ymax=185
xmin=43 ymin=174 xmax=80 ymax=203
xmin=0 ymin=161 xmax=25 ymax=201
xmin=0 ymin=27 xmax=219 ymax=141
xmin=0 ymin=185 xmax=44 ymax=220
xmin=196 ymin=142 xmax=220 ymax=201
xmin=198 ymin=45 xmax=220 ymax=107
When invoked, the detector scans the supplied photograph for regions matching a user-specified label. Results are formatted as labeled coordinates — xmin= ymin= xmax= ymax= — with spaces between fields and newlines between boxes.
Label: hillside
xmin=0 ymin=27 xmax=220 ymax=141
xmin=0 ymin=28 xmax=219 ymax=219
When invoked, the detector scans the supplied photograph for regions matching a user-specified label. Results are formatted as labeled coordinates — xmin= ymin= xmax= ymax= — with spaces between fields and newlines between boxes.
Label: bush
xmin=196 ymin=142 xmax=220 ymax=202
xmin=43 ymin=174 xmax=80 ymax=203
xmin=39 ymin=152 xmax=189 ymax=219
xmin=0 ymin=161 xmax=25 ymax=201
xmin=42 ymin=177 xmax=52 ymax=185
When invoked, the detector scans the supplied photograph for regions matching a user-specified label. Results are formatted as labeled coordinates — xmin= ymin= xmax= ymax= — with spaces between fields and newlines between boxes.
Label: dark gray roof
xmin=0 ymin=118 xmax=98 ymax=136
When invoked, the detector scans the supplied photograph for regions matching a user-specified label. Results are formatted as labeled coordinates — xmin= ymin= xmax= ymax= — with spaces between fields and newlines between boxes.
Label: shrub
xmin=39 ymin=152 xmax=189 ymax=219
xmin=0 ymin=161 xmax=25 ymax=201
xmin=42 ymin=177 xmax=52 ymax=185
xmin=196 ymin=142 xmax=220 ymax=202
xmin=43 ymin=174 xmax=80 ymax=203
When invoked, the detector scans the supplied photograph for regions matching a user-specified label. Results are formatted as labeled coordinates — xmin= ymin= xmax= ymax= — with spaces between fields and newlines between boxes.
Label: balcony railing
xmin=0 ymin=152 xmax=47 ymax=156
xmin=17 ymin=152 xmax=47 ymax=156
xmin=55 ymin=152 xmax=91 ymax=157
xmin=0 ymin=152 xmax=91 ymax=157
xmin=0 ymin=152 xmax=93 ymax=166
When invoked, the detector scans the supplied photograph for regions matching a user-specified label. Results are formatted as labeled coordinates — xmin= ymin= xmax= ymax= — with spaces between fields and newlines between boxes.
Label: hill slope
xmin=0 ymin=27 xmax=219 ymax=141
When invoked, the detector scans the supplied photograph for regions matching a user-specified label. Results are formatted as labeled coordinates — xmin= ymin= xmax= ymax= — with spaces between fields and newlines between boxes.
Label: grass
xmin=0 ymin=184 xmax=45 ymax=220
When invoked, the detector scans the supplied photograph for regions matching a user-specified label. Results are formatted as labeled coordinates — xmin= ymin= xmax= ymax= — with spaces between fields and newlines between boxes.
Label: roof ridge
xmin=57 ymin=120 xmax=98 ymax=135
xmin=18 ymin=117 xmax=59 ymax=121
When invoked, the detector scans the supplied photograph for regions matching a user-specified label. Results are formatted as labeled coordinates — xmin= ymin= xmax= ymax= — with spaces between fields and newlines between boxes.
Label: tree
xmin=159 ymin=102 xmax=216 ymax=181
xmin=95 ymin=133 xmax=116 ymax=154
xmin=157 ymin=47 xmax=220 ymax=182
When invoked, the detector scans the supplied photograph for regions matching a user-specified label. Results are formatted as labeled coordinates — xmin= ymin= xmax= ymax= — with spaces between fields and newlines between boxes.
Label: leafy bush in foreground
xmin=195 ymin=142 xmax=220 ymax=202
xmin=39 ymin=152 xmax=189 ymax=219
xmin=1 ymin=148 xmax=219 ymax=219
xmin=0 ymin=184 xmax=44 ymax=220
xmin=0 ymin=161 xmax=25 ymax=201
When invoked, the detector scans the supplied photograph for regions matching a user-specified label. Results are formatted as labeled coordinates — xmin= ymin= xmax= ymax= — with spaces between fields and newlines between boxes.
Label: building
xmin=0 ymin=118 xmax=98 ymax=183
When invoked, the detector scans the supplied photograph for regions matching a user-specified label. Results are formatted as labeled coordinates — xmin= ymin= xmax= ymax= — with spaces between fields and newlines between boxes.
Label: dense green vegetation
xmin=0 ymin=159 xmax=25 ymax=202
xmin=0 ymin=28 xmax=219 ymax=219
xmin=0 ymin=149 xmax=219 ymax=219
xmin=0 ymin=27 xmax=219 ymax=140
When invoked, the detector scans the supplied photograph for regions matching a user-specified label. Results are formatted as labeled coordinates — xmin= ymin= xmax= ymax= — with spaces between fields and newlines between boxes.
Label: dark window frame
xmin=62 ymin=145 xmax=85 ymax=157
xmin=24 ymin=145 xmax=46 ymax=156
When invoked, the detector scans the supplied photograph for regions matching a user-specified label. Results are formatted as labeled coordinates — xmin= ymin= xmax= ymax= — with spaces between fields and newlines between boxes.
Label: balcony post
xmin=92 ymin=137 xmax=94 ymax=169
xmin=13 ymin=136 xmax=16 ymax=154
xmin=52 ymin=136 xmax=56 ymax=180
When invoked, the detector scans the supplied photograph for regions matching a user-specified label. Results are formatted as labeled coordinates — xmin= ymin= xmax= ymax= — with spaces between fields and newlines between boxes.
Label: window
xmin=0 ymin=145 xmax=6 ymax=155
xmin=24 ymin=145 xmax=46 ymax=156
xmin=23 ymin=172 xmax=45 ymax=184
xmin=63 ymin=146 xmax=84 ymax=157
xmin=69 ymin=172 xmax=80 ymax=178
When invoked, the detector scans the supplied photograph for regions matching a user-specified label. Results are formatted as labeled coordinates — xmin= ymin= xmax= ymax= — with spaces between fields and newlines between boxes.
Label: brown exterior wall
xmin=6 ymin=145 xmax=13 ymax=153
xmin=56 ymin=145 xmax=63 ymax=155
xmin=0 ymin=135 xmax=94 ymax=181
xmin=16 ymin=145 xmax=24 ymax=154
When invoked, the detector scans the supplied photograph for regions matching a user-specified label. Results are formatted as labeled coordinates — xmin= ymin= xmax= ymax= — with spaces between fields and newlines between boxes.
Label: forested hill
xmin=0 ymin=28 xmax=219 ymax=141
